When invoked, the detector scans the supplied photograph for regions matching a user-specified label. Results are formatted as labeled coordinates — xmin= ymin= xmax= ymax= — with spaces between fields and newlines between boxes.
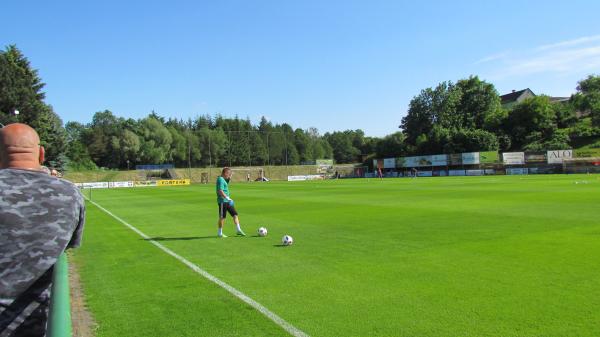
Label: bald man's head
xmin=0 ymin=123 xmax=45 ymax=170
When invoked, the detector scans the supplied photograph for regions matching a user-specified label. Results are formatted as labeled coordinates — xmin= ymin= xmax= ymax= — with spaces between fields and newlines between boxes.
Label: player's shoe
xmin=236 ymin=230 xmax=246 ymax=236
xmin=218 ymin=233 xmax=228 ymax=238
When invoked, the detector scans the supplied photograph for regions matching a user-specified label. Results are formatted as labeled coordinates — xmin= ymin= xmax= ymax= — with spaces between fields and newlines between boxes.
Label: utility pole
xmin=284 ymin=130 xmax=288 ymax=166
xmin=188 ymin=141 xmax=192 ymax=180
xmin=228 ymin=131 xmax=232 ymax=167
xmin=208 ymin=133 xmax=212 ymax=167
xmin=208 ymin=133 xmax=212 ymax=182
xmin=266 ymin=133 xmax=270 ymax=166
xmin=284 ymin=130 xmax=288 ymax=178
xmin=248 ymin=130 xmax=251 ymax=167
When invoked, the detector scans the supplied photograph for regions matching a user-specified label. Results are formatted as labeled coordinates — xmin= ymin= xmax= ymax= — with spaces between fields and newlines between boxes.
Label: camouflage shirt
xmin=0 ymin=169 xmax=85 ymax=337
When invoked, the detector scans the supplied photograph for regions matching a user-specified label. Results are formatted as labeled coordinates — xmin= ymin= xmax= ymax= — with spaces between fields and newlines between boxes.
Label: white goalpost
xmin=230 ymin=167 xmax=267 ymax=182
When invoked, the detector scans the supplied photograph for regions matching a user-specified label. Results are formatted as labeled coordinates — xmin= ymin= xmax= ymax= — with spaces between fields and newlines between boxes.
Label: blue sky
xmin=2 ymin=0 xmax=600 ymax=136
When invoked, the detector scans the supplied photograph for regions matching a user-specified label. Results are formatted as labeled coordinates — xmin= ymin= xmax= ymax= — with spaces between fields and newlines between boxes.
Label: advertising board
xmin=462 ymin=152 xmax=480 ymax=165
xmin=547 ymin=150 xmax=573 ymax=164
xmin=503 ymin=152 xmax=525 ymax=165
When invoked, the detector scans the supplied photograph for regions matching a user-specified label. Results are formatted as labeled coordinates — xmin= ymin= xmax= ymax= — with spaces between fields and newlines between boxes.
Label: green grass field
xmin=72 ymin=175 xmax=600 ymax=337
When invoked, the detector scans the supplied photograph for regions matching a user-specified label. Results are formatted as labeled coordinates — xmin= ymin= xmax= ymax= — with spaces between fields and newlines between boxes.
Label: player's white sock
xmin=218 ymin=227 xmax=223 ymax=236
xmin=236 ymin=223 xmax=242 ymax=232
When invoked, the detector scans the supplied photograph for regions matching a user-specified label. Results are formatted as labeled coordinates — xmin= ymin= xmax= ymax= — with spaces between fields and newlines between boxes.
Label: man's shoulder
xmin=0 ymin=169 xmax=84 ymax=306
xmin=0 ymin=169 xmax=82 ymax=199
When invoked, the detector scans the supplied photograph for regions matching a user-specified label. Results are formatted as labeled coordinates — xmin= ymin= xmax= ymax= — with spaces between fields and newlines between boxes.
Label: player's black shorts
xmin=218 ymin=202 xmax=238 ymax=219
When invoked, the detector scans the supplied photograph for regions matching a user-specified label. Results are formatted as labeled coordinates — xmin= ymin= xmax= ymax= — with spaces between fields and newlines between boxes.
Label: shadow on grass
xmin=231 ymin=234 xmax=265 ymax=239
xmin=144 ymin=236 xmax=215 ymax=241
xmin=273 ymin=244 xmax=289 ymax=247
xmin=144 ymin=235 xmax=265 ymax=241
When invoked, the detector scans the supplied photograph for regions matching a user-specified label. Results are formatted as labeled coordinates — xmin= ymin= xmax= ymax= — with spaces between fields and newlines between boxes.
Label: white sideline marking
xmin=86 ymin=198 xmax=309 ymax=337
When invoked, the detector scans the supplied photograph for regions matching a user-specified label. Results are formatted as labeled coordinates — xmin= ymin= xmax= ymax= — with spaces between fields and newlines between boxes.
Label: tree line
xmin=399 ymin=75 xmax=600 ymax=157
xmin=1 ymin=45 xmax=599 ymax=171
xmin=65 ymin=111 xmax=340 ymax=169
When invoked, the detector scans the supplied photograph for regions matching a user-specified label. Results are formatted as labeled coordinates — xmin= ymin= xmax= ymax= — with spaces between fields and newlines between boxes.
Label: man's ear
xmin=39 ymin=146 xmax=45 ymax=164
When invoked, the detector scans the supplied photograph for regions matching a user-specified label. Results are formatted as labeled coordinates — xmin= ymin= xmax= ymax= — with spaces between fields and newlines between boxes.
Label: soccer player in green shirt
xmin=216 ymin=167 xmax=246 ymax=237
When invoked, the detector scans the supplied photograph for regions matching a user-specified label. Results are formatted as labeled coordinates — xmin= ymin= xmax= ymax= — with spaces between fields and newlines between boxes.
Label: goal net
xmin=229 ymin=167 xmax=267 ymax=182
xmin=331 ymin=165 xmax=368 ymax=178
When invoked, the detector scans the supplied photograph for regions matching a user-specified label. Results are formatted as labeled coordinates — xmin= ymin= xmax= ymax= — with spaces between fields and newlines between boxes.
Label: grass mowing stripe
xmin=86 ymin=198 xmax=310 ymax=337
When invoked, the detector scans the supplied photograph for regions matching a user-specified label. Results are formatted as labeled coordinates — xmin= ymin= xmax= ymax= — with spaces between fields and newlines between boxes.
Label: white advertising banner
xmin=461 ymin=152 xmax=480 ymax=165
xmin=287 ymin=175 xmax=323 ymax=181
xmin=383 ymin=158 xmax=396 ymax=169
xmin=547 ymin=150 xmax=573 ymax=164
xmin=76 ymin=182 xmax=109 ymax=189
xmin=109 ymin=181 xmax=134 ymax=188
xmin=417 ymin=171 xmax=433 ymax=177
xmin=484 ymin=169 xmax=496 ymax=175
xmin=449 ymin=170 xmax=466 ymax=176
xmin=134 ymin=180 xmax=158 ymax=187
xmin=431 ymin=154 xmax=448 ymax=167
xmin=503 ymin=152 xmax=525 ymax=165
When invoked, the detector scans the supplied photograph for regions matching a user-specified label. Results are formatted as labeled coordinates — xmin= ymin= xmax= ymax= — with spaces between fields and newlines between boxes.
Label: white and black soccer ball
xmin=282 ymin=235 xmax=294 ymax=246
xmin=258 ymin=227 xmax=268 ymax=237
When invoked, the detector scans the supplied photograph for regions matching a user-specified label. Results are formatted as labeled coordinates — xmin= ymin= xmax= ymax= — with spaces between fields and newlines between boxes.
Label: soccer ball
xmin=282 ymin=235 xmax=294 ymax=246
xmin=258 ymin=227 xmax=268 ymax=237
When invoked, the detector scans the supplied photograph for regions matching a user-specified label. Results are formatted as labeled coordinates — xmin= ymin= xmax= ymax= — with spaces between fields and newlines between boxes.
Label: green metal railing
xmin=47 ymin=253 xmax=72 ymax=337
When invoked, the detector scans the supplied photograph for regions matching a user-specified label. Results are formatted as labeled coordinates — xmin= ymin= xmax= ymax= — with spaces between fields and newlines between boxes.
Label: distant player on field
xmin=216 ymin=167 xmax=246 ymax=238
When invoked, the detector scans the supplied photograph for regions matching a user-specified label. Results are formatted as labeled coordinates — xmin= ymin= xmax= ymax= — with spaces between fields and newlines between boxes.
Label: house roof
xmin=549 ymin=96 xmax=569 ymax=103
xmin=500 ymin=88 xmax=533 ymax=105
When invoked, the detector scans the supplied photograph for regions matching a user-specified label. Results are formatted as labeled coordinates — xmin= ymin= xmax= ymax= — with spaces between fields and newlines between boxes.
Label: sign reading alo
xmin=547 ymin=150 xmax=572 ymax=164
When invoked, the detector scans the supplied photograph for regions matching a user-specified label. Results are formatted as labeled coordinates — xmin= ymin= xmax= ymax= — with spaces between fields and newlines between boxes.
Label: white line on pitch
xmin=86 ymin=198 xmax=309 ymax=337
